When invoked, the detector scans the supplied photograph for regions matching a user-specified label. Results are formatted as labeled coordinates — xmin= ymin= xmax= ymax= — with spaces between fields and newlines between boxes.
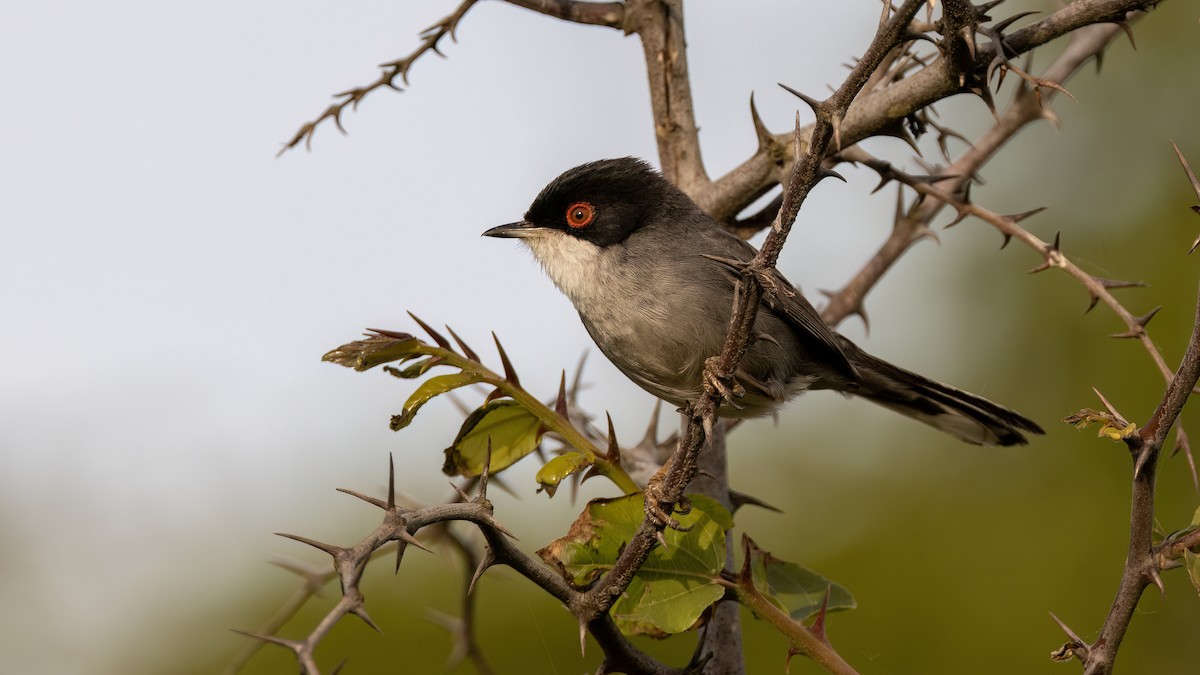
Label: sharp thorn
xmin=231 ymin=629 xmax=303 ymax=653
xmin=395 ymin=538 xmax=407 ymax=573
xmin=820 ymin=166 xmax=846 ymax=183
xmin=482 ymin=515 xmax=517 ymax=540
xmin=451 ymin=481 xmax=472 ymax=503
xmin=1135 ymin=306 xmax=1162 ymax=329
xmin=555 ymin=371 xmax=570 ymax=418
xmin=1007 ymin=206 xmax=1047 ymax=223
xmin=961 ymin=25 xmax=977 ymax=60
xmin=749 ymin=93 xmax=774 ymax=151
xmin=1114 ymin=20 xmax=1136 ymax=49
xmin=655 ymin=529 xmax=669 ymax=552
xmin=1149 ymin=567 xmax=1165 ymax=598
xmin=641 ymin=399 xmax=662 ymax=448
xmin=468 ymin=546 xmax=495 ymax=595
xmin=335 ymin=488 xmax=387 ymax=510
xmin=396 ymin=527 xmax=433 ymax=554
xmin=913 ymin=225 xmax=940 ymax=246
xmin=1048 ymin=611 xmax=1087 ymax=650
xmin=605 ymin=412 xmax=620 ymax=462
xmin=369 ymin=327 xmax=414 ymax=340
xmin=275 ymin=533 xmax=343 ymax=557
xmin=352 ymin=605 xmax=383 ymax=633
xmin=388 ymin=452 xmax=396 ymax=511
xmin=1091 ymin=387 xmax=1127 ymax=425
xmin=810 ymin=585 xmax=832 ymax=643
xmin=1135 ymin=445 xmax=1154 ymax=478
xmin=777 ymin=83 xmax=824 ymax=118
xmin=445 ymin=325 xmax=481 ymax=362
xmin=728 ymin=489 xmax=784 ymax=513
xmin=408 ymin=311 xmax=453 ymax=351
xmin=755 ymin=331 xmax=782 ymax=349
xmin=492 ymin=332 xmax=520 ymax=386
xmin=993 ymin=11 xmax=1038 ymax=34
xmin=1094 ymin=276 xmax=1147 ymax=291
xmin=945 ymin=206 xmax=971 ymax=229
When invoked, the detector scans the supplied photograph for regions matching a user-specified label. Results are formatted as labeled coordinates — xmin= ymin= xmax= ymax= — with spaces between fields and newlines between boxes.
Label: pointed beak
xmin=482 ymin=220 xmax=549 ymax=239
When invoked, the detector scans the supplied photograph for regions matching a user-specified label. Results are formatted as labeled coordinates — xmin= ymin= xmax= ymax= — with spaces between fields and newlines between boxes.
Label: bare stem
xmin=1082 ymin=281 xmax=1200 ymax=674
xmin=629 ymin=0 xmax=709 ymax=193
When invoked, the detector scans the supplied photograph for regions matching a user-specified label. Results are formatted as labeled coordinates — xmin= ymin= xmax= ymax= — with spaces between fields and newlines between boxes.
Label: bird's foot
xmin=644 ymin=465 xmax=692 ymax=533
xmin=703 ymin=357 xmax=745 ymax=410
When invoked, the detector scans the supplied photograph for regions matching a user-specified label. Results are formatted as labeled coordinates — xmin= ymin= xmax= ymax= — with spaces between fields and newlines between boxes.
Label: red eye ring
xmin=565 ymin=202 xmax=596 ymax=228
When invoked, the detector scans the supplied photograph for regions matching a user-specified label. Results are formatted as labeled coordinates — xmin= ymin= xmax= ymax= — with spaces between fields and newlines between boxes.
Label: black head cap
xmin=522 ymin=157 xmax=691 ymax=247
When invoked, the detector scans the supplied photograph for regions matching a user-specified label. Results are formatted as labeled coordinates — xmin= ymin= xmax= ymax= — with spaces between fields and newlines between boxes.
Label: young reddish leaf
xmin=323 ymin=333 xmax=424 ymax=371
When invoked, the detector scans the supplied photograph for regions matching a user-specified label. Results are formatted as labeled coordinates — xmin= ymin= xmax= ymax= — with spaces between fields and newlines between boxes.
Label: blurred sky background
xmin=2 ymin=1 xmax=1199 ymax=674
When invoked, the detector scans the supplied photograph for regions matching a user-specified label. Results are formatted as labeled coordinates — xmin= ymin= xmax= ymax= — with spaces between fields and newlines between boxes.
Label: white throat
xmin=522 ymin=233 xmax=607 ymax=308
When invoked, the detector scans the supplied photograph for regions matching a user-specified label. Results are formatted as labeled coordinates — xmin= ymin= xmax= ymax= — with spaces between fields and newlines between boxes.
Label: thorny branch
xmin=279 ymin=0 xmax=624 ymax=155
xmin=821 ymin=18 xmax=1136 ymax=328
xmin=237 ymin=458 xmax=684 ymax=675
xmin=699 ymin=0 xmax=1160 ymax=224
xmin=279 ymin=0 xmax=1159 ymax=208
xmin=278 ymin=0 xmax=481 ymax=155
xmin=1049 ymin=151 xmax=1200 ymax=675
xmin=838 ymin=147 xmax=1198 ymax=486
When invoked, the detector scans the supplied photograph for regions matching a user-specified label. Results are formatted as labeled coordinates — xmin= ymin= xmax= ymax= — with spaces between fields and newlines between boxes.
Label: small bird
xmin=484 ymin=157 xmax=1043 ymax=445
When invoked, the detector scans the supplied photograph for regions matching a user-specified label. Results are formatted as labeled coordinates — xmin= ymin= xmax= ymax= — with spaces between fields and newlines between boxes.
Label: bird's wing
xmin=696 ymin=227 xmax=859 ymax=381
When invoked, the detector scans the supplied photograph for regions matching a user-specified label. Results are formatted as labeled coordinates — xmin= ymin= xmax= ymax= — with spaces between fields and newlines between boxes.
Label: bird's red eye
xmin=565 ymin=202 xmax=595 ymax=228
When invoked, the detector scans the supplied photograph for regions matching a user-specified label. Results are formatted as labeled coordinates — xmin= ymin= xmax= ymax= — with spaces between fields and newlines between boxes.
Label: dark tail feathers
xmin=849 ymin=348 xmax=1043 ymax=446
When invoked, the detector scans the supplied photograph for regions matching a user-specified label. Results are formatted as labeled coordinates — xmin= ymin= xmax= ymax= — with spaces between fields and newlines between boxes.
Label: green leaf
xmin=1185 ymin=550 xmax=1200 ymax=597
xmin=535 ymin=452 xmax=594 ymax=497
xmin=1184 ymin=507 xmax=1200 ymax=597
xmin=538 ymin=494 xmax=733 ymax=637
xmin=745 ymin=539 xmax=855 ymax=620
xmin=323 ymin=334 xmax=424 ymax=371
xmin=443 ymin=400 xmax=543 ymax=477
xmin=390 ymin=372 xmax=481 ymax=430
